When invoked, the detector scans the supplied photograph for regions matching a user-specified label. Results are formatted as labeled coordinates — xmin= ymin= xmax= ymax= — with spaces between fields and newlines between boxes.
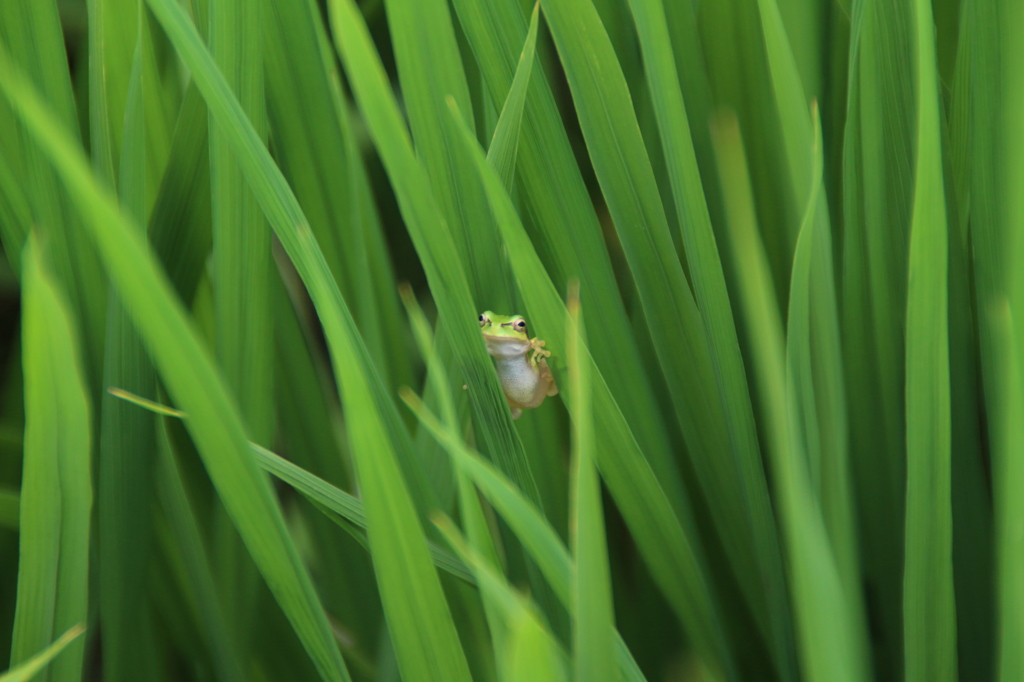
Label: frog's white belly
xmin=493 ymin=356 xmax=542 ymax=408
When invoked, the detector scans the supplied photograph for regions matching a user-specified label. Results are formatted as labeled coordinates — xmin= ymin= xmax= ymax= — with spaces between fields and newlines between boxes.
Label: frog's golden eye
xmin=514 ymin=319 xmax=527 ymax=333
xmin=478 ymin=314 xmax=490 ymax=327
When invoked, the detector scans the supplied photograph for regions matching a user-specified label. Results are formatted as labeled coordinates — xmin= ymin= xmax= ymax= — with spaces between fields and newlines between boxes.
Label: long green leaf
xmin=566 ymin=296 xmax=615 ymax=682
xmin=484 ymin=2 xmax=539 ymax=192
xmin=944 ymin=8 xmax=995 ymax=678
xmin=147 ymin=83 xmax=212 ymax=303
xmin=711 ymin=112 xmax=868 ymax=682
xmin=445 ymin=96 xmax=732 ymax=679
xmin=11 ymin=233 xmax=93 ymax=682
xmin=263 ymin=0 xmax=410 ymax=391
xmin=106 ymin=384 xmax=476 ymax=588
xmin=902 ymin=0 xmax=957 ymax=677
xmin=434 ymin=517 xmax=568 ymax=682
xmin=0 ymin=626 xmax=84 ymax=682
xmin=272 ymin=276 xmax=384 ymax=645
xmin=404 ymin=391 xmax=645 ymax=682
xmin=992 ymin=305 xmax=1024 ymax=680
xmin=0 ymin=44 xmax=351 ymax=682
xmin=154 ymin=421 xmax=246 ymax=682
xmin=842 ymin=0 xmax=916 ymax=670
xmin=142 ymin=0 xmax=477 ymax=677
xmin=210 ymin=0 xmax=274 ymax=446
xmin=0 ymin=0 xmax=107 ymax=385
xmin=996 ymin=0 xmax=1024 ymax=676
xmin=382 ymin=0 xmax=543 ymax=514
xmin=785 ymin=106 xmax=866 ymax=656
xmin=449 ymin=0 xmax=679 ymax=500
xmin=752 ymin=0 xmax=863 ymax=620
xmin=97 ymin=17 xmax=161 ymax=682
xmin=207 ymin=0 xmax=274 ymax=650
xmin=624 ymin=1 xmax=795 ymax=676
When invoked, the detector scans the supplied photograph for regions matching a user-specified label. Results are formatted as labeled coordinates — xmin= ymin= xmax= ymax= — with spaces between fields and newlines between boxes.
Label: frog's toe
xmin=547 ymin=383 xmax=559 ymax=397
xmin=510 ymin=407 xmax=523 ymax=420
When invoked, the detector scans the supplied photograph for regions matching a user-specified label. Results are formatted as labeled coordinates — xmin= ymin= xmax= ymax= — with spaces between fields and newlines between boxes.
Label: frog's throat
xmin=483 ymin=335 xmax=531 ymax=358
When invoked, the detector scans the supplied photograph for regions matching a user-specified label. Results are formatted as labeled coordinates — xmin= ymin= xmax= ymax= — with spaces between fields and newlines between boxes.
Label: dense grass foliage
xmin=0 ymin=0 xmax=1021 ymax=680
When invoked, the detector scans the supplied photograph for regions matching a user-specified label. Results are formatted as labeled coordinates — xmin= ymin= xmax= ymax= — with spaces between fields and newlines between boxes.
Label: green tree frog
xmin=479 ymin=311 xmax=558 ymax=419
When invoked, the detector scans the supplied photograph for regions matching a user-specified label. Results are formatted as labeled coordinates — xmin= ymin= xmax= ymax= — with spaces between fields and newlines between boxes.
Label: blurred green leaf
xmin=10 ymin=233 xmax=93 ymax=682
xmin=434 ymin=516 xmax=568 ymax=682
xmin=711 ymin=111 xmax=868 ymax=682
xmin=0 ymin=41 xmax=351 ymax=682
xmin=626 ymin=0 xmax=794 ymax=674
xmin=97 ymin=16 xmax=161 ymax=682
xmin=995 ymin=0 xmax=1024 ymax=677
xmin=841 ymin=0 xmax=917 ymax=672
xmin=901 ymin=0 xmax=957 ymax=678
xmin=0 ymin=625 xmax=85 ymax=682
xmin=566 ymin=295 xmax=616 ymax=682
xmin=485 ymin=2 xmax=539 ymax=192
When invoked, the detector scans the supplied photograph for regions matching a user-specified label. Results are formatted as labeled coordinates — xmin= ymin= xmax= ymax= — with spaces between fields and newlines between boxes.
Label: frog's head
xmin=479 ymin=311 xmax=531 ymax=358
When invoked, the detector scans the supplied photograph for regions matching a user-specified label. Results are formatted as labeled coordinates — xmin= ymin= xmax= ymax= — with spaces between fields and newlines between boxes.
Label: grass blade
xmin=263 ymin=0 xmax=410 ymax=391
xmin=0 ymin=44 xmax=351 ymax=682
xmin=446 ymin=98 xmax=732 ymax=678
xmin=11 ymin=233 xmax=93 ymax=682
xmin=752 ymin=0 xmax=863 ymax=610
xmin=0 ymin=625 xmax=84 ymax=682
xmin=996 ymin=0 xmax=1024 ymax=675
xmin=138 ymin=2 xmax=478 ymax=672
xmin=537 ymin=0 xmax=708 ymax=490
xmin=625 ymin=1 xmax=796 ymax=675
xmin=992 ymin=305 xmax=1024 ymax=680
xmin=107 ymin=385 xmax=477 ymax=588
xmin=841 ymin=1 xmax=916 ymax=670
xmin=566 ymin=294 xmax=616 ymax=682
xmin=154 ymin=422 xmax=246 ymax=682
xmin=0 ymin=0 xmax=107 ymax=384
xmin=901 ymin=0 xmax=957 ymax=677
xmin=207 ymin=0 xmax=275 ymax=648
xmin=712 ymin=112 xmax=868 ymax=682
xmin=785 ymin=106 xmax=864 ymax=628
xmin=485 ymin=2 xmax=539 ymax=191
xmin=147 ymin=83 xmax=211 ymax=303
xmin=449 ymin=0 xmax=678 ymax=493
xmin=210 ymin=0 xmax=274 ymax=445
xmin=97 ymin=17 xmax=161 ymax=682
xmin=434 ymin=516 xmax=568 ymax=682
xmin=380 ymin=0 xmax=542 ymax=512
xmin=404 ymin=384 xmax=649 ymax=682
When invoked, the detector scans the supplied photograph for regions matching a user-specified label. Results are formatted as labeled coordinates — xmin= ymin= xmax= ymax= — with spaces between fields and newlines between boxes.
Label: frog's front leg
xmin=528 ymin=337 xmax=551 ymax=367
xmin=529 ymin=338 xmax=558 ymax=397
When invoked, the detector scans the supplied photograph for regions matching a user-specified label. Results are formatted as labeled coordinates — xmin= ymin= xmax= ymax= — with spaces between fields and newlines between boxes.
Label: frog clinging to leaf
xmin=479 ymin=311 xmax=558 ymax=419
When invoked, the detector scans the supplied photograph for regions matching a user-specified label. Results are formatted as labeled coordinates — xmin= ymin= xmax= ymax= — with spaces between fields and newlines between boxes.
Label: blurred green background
xmin=0 ymin=0 xmax=1022 ymax=680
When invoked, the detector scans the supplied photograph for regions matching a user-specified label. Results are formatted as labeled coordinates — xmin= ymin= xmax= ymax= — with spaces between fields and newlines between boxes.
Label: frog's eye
xmin=513 ymin=319 xmax=527 ymax=333
xmin=478 ymin=314 xmax=490 ymax=327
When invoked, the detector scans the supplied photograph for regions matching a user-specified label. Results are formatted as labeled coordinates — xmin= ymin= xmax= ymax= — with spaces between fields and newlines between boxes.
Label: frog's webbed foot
xmin=528 ymin=338 xmax=552 ymax=368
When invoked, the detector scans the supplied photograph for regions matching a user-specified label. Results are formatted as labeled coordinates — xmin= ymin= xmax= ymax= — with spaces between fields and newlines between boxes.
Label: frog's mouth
xmin=482 ymin=334 xmax=531 ymax=358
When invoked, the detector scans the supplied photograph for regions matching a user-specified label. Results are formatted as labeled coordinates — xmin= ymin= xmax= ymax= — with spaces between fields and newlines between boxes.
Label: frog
xmin=479 ymin=311 xmax=558 ymax=419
